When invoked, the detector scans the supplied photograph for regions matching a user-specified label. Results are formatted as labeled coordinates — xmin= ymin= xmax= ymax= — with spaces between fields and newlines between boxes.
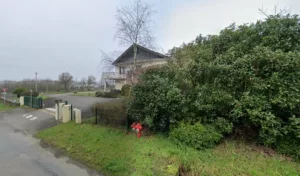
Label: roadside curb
xmin=39 ymin=109 xmax=55 ymax=116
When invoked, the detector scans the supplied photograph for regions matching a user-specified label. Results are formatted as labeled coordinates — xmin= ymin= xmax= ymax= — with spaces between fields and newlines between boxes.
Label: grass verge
xmin=0 ymin=103 xmax=15 ymax=111
xmin=42 ymin=91 xmax=68 ymax=95
xmin=73 ymin=91 xmax=96 ymax=97
xmin=38 ymin=94 xmax=49 ymax=100
xmin=36 ymin=122 xmax=300 ymax=176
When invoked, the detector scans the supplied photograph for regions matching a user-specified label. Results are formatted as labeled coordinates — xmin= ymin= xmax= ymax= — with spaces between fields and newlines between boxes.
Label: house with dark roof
xmin=102 ymin=44 xmax=169 ymax=90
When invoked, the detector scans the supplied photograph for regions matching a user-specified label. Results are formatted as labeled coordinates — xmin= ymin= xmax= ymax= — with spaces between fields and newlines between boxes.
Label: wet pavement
xmin=0 ymin=108 xmax=102 ymax=176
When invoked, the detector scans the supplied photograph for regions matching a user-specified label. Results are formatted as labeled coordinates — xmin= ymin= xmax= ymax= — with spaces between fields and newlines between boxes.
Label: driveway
xmin=45 ymin=93 xmax=118 ymax=118
xmin=0 ymin=108 xmax=101 ymax=176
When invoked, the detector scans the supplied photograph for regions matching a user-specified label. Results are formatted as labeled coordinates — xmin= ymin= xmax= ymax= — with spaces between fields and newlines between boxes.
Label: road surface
xmin=0 ymin=108 xmax=102 ymax=176
xmin=45 ymin=93 xmax=118 ymax=118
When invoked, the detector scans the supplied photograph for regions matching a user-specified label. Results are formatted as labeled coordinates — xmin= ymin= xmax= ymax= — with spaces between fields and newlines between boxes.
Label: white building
xmin=102 ymin=44 xmax=170 ymax=90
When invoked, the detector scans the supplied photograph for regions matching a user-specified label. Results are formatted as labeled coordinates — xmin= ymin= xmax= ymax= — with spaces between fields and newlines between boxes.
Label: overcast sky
xmin=0 ymin=0 xmax=299 ymax=81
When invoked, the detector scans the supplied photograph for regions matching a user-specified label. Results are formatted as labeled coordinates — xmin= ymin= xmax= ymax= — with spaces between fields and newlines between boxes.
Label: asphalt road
xmin=46 ymin=93 xmax=118 ymax=118
xmin=0 ymin=108 xmax=102 ymax=176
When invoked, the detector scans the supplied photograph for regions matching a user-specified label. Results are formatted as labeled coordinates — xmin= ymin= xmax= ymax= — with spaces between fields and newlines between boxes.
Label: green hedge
xmin=121 ymin=84 xmax=131 ymax=96
xmin=95 ymin=90 xmax=120 ymax=98
xmin=127 ymin=13 xmax=300 ymax=158
xmin=13 ymin=88 xmax=27 ymax=98
xmin=20 ymin=91 xmax=39 ymax=97
xmin=170 ymin=122 xmax=223 ymax=150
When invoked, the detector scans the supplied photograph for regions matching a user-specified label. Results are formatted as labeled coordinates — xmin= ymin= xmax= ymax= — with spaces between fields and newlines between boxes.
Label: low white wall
xmin=74 ymin=109 xmax=82 ymax=124
xmin=20 ymin=96 xmax=24 ymax=106
xmin=58 ymin=103 xmax=65 ymax=120
xmin=62 ymin=105 xmax=71 ymax=123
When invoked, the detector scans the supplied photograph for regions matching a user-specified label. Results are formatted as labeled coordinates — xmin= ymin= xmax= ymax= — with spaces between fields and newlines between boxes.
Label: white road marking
xmin=26 ymin=115 xmax=33 ymax=119
xmin=23 ymin=114 xmax=28 ymax=117
xmin=29 ymin=117 xmax=38 ymax=121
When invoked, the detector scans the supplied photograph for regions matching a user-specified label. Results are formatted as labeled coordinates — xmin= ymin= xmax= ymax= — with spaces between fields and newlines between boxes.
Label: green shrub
xmin=111 ymin=89 xmax=121 ymax=94
xmin=126 ymin=13 xmax=300 ymax=159
xmin=20 ymin=91 xmax=39 ymax=97
xmin=277 ymin=136 xmax=300 ymax=161
xmin=95 ymin=91 xmax=104 ymax=97
xmin=104 ymin=92 xmax=118 ymax=98
xmin=276 ymin=117 xmax=300 ymax=160
xmin=187 ymin=15 xmax=300 ymax=156
xmin=13 ymin=88 xmax=27 ymax=98
xmin=212 ymin=117 xmax=233 ymax=134
xmin=170 ymin=122 xmax=223 ymax=150
xmin=121 ymin=84 xmax=131 ymax=96
xmin=95 ymin=90 xmax=120 ymax=98
xmin=128 ymin=68 xmax=187 ymax=132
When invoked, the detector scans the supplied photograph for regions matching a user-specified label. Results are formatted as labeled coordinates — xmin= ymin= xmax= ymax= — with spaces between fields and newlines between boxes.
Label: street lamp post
xmin=35 ymin=72 xmax=38 ymax=92
xmin=30 ymin=90 xmax=33 ymax=107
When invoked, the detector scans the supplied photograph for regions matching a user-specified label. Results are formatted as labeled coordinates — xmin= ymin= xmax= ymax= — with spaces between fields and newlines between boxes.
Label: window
xmin=119 ymin=67 xmax=125 ymax=74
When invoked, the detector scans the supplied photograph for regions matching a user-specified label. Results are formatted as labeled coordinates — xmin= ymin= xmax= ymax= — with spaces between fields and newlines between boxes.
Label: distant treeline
xmin=0 ymin=79 xmax=62 ymax=93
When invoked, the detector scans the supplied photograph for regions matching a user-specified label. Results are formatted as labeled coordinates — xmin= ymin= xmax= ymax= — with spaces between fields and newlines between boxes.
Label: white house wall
xmin=113 ymin=59 xmax=168 ymax=90
xmin=115 ymin=80 xmax=126 ymax=90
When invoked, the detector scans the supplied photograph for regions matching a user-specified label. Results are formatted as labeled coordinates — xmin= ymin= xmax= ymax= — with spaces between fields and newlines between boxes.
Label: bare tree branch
xmin=259 ymin=5 xmax=290 ymax=18
xmin=259 ymin=5 xmax=270 ymax=18
xmin=115 ymin=0 xmax=156 ymax=48
xmin=99 ymin=0 xmax=157 ymax=86
xmin=58 ymin=72 xmax=73 ymax=91
xmin=98 ymin=50 xmax=122 ymax=72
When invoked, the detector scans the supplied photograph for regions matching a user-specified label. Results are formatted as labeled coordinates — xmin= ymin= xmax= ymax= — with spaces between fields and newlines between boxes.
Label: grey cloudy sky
xmin=0 ymin=0 xmax=299 ymax=81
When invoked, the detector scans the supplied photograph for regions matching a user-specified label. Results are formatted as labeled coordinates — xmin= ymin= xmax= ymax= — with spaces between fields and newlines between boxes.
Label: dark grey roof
xmin=112 ymin=44 xmax=169 ymax=65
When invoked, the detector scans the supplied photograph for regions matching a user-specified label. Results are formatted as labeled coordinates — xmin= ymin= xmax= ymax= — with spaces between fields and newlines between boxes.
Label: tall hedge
xmin=128 ymin=13 xmax=300 ymax=157
xmin=128 ymin=68 xmax=187 ymax=132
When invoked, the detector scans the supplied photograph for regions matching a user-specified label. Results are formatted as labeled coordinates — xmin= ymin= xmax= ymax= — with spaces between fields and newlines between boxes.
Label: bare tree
xmin=58 ymin=72 xmax=73 ymax=91
xmin=114 ymin=0 xmax=156 ymax=84
xmin=115 ymin=0 xmax=156 ymax=63
xmin=99 ymin=50 xmax=122 ymax=71
xmin=80 ymin=78 xmax=87 ymax=90
xmin=87 ymin=75 xmax=96 ymax=90
xmin=259 ymin=5 xmax=290 ymax=18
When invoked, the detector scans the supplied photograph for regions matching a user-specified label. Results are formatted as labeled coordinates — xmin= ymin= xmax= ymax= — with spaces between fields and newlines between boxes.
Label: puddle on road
xmin=39 ymin=140 xmax=103 ymax=176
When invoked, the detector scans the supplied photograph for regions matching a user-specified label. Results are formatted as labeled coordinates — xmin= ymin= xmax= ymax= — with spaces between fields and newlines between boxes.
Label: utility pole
xmin=35 ymin=72 xmax=38 ymax=92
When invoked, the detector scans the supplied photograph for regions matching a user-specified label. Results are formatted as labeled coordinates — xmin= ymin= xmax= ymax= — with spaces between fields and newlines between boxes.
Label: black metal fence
xmin=24 ymin=96 xmax=43 ymax=109
xmin=94 ymin=106 xmax=129 ymax=128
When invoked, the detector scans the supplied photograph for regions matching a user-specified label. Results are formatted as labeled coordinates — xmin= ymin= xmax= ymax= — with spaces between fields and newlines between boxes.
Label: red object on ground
xmin=131 ymin=122 xmax=143 ymax=138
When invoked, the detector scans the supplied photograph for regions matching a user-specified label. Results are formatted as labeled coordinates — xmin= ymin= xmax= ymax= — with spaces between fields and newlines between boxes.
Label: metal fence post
xmin=95 ymin=108 xmax=98 ymax=124
xmin=40 ymin=98 xmax=43 ymax=109
xmin=126 ymin=115 xmax=129 ymax=131
xmin=70 ymin=104 xmax=73 ymax=121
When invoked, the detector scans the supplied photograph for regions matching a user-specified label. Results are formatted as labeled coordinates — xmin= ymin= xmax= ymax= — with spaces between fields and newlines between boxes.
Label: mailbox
xmin=54 ymin=99 xmax=62 ymax=104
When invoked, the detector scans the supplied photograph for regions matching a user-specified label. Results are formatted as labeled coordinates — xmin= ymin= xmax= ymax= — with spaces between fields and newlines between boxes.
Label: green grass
xmin=0 ymin=103 xmax=15 ymax=111
xmin=72 ymin=91 xmax=96 ymax=97
xmin=38 ymin=94 xmax=49 ymax=100
xmin=36 ymin=122 xmax=300 ymax=176
xmin=42 ymin=91 xmax=68 ymax=95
